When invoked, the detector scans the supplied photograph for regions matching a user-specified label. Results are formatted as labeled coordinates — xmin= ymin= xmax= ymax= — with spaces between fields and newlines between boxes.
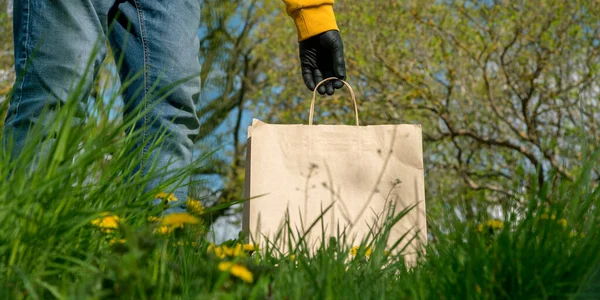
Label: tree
xmin=0 ymin=1 xmax=271 ymax=231
xmin=0 ymin=0 xmax=14 ymax=125
xmin=245 ymin=0 xmax=600 ymax=213
xmin=191 ymin=0 xmax=278 ymax=228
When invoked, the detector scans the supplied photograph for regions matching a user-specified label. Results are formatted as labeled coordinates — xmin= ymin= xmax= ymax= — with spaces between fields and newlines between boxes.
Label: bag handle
xmin=309 ymin=77 xmax=360 ymax=126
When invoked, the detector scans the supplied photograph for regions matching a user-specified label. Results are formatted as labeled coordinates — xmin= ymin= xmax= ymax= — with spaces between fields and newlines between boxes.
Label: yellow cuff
xmin=290 ymin=4 xmax=339 ymax=42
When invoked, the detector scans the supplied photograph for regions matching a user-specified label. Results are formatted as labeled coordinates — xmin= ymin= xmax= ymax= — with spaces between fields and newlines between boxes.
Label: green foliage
xmin=0 ymin=97 xmax=598 ymax=297
xmin=0 ymin=1 xmax=14 ymax=125
xmin=1 ymin=1 xmax=600 ymax=298
xmin=0 ymin=71 xmax=598 ymax=297
xmin=0 ymin=1 xmax=12 ymax=76
xmin=249 ymin=0 xmax=600 ymax=209
xmin=192 ymin=0 xmax=283 ymax=225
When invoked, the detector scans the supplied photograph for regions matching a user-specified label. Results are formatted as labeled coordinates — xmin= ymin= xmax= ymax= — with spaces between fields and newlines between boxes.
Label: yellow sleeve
xmin=281 ymin=0 xmax=339 ymax=42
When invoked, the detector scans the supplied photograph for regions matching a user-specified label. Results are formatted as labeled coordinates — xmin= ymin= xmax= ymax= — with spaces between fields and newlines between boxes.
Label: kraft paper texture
xmin=243 ymin=119 xmax=426 ymax=260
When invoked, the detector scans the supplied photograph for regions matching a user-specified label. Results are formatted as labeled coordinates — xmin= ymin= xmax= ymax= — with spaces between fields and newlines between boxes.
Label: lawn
xmin=0 ymin=84 xmax=599 ymax=299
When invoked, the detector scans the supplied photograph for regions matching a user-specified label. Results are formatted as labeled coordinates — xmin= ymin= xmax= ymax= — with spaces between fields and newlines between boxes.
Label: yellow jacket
xmin=282 ymin=0 xmax=339 ymax=41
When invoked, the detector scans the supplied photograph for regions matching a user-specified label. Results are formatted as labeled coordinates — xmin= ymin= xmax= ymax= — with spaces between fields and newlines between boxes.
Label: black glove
xmin=299 ymin=30 xmax=346 ymax=95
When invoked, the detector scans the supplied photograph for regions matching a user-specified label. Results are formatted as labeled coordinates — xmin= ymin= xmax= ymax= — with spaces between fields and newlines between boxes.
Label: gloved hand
xmin=299 ymin=30 xmax=346 ymax=95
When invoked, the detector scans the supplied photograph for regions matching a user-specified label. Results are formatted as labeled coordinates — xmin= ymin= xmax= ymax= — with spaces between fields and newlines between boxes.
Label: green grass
xmin=1 ymin=77 xmax=599 ymax=299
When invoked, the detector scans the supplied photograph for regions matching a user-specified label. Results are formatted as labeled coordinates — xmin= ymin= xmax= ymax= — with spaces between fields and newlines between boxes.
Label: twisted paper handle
xmin=309 ymin=77 xmax=359 ymax=126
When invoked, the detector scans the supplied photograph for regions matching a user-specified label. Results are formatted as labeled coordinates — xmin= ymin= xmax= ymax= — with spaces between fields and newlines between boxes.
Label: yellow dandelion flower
xmin=153 ymin=213 xmax=199 ymax=234
xmin=109 ymin=238 xmax=126 ymax=245
xmin=289 ymin=254 xmax=296 ymax=261
xmin=218 ymin=261 xmax=232 ymax=271
xmin=486 ymin=219 xmax=504 ymax=230
xmin=477 ymin=220 xmax=503 ymax=234
xmin=207 ymin=244 xmax=245 ymax=258
xmin=350 ymin=246 xmax=372 ymax=257
xmin=177 ymin=241 xmax=198 ymax=247
xmin=186 ymin=198 xmax=204 ymax=215
xmin=207 ymin=244 xmax=224 ymax=258
xmin=541 ymin=213 xmax=557 ymax=220
xmin=156 ymin=192 xmax=169 ymax=198
xmin=243 ymin=244 xmax=258 ymax=252
xmin=223 ymin=244 xmax=244 ymax=257
xmin=161 ymin=213 xmax=200 ymax=227
xmin=91 ymin=213 xmax=120 ymax=232
xmin=557 ymin=218 xmax=567 ymax=228
xmin=147 ymin=216 xmax=161 ymax=222
xmin=208 ymin=244 xmax=228 ymax=258
xmin=156 ymin=192 xmax=178 ymax=203
xmin=156 ymin=225 xmax=175 ymax=234
xmin=218 ymin=262 xmax=253 ymax=283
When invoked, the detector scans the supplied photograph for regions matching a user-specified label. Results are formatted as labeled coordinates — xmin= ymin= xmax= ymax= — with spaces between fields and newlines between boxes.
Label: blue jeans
xmin=3 ymin=0 xmax=202 ymax=212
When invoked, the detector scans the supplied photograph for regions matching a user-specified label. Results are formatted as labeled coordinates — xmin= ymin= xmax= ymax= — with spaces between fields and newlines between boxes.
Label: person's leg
xmin=3 ymin=0 xmax=110 ymax=162
xmin=107 ymin=0 xmax=201 ymax=212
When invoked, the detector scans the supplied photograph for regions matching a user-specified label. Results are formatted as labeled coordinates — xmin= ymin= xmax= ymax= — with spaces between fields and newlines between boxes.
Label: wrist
xmin=291 ymin=4 xmax=339 ymax=42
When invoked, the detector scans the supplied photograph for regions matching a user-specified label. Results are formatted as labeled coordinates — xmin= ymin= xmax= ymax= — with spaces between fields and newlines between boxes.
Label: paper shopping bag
xmin=243 ymin=78 xmax=426 ymax=261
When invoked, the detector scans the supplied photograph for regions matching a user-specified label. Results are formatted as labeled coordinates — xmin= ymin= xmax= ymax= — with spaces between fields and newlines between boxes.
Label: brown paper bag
xmin=243 ymin=78 xmax=426 ymax=260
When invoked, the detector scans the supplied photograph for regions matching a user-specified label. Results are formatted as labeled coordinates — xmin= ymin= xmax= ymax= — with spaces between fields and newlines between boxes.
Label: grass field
xmin=0 ymin=83 xmax=599 ymax=299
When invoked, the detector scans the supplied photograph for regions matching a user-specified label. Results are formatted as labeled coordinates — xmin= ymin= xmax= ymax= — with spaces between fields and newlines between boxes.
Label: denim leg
xmin=107 ymin=0 xmax=201 ymax=212
xmin=3 ymin=0 xmax=110 ymax=162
